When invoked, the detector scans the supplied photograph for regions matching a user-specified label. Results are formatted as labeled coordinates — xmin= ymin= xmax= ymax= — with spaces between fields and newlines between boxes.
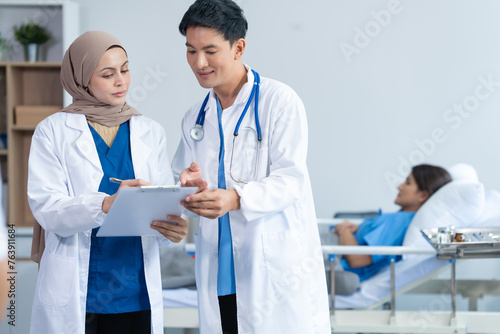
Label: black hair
xmin=179 ymin=0 xmax=248 ymax=46
xmin=412 ymin=164 xmax=452 ymax=198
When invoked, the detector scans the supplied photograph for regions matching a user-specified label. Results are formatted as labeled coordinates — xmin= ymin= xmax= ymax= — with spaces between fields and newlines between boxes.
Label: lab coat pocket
xmin=261 ymin=230 xmax=305 ymax=284
xmin=38 ymin=253 xmax=76 ymax=307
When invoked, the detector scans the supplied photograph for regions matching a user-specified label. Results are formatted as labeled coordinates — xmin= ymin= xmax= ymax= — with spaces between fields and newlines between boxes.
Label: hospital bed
xmin=161 ymin=164 xmax=500 ymax=333
xmin=163 ymin=288 xmax=198 ymax=328
xmin=322 ymin=241 xmax=500 ymax=333
xmin=160 ymin=244 xmax=199 ymax=331
xmin=320 ymin=164 xmax=500 ymax=333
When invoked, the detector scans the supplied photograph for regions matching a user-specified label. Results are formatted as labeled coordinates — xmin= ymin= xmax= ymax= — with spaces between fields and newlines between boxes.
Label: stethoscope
xmin=190 ymin=69 xmax=262 ymax=183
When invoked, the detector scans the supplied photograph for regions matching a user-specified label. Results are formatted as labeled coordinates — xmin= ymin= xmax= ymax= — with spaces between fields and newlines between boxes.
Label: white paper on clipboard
xmin=96 ymin=186 xmax=197 ymax=237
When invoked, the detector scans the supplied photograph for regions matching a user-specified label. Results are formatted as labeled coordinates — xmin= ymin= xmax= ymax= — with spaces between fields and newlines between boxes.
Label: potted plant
xmin=0 ymin=33 xmax=8 ymax=61
xmin=13 ymin=21 xmax=51 ymax=62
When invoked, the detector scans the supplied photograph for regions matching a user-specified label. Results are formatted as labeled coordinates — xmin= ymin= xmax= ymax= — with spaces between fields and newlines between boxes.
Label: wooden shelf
xmin=0 ymin=1 xmax=79 ymax=228
xmin=7 ymin=62 xmax=63 ymax=68
xmin=4 ymin=62 xmax=63 ymax=227
xmin=11 ymin=125 xmax=37 ymax=131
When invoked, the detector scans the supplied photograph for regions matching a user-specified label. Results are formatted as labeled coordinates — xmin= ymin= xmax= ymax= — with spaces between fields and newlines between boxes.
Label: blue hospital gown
xmin=341 ymin=211 xmax=415 ymax=281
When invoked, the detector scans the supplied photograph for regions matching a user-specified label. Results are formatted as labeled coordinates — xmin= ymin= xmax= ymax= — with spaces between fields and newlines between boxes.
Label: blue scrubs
xmin=216 ymin=97 xmax=236 ymax=296
xmin=341 ymin=211 xmax=415 ymax=281
xmin=86 ymin=121 xmax=150 ymax=313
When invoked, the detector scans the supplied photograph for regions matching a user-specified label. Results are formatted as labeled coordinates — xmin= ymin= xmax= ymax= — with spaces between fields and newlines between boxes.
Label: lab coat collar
xmin=233 ymin=64 xmax=255 ymax=106
xmin=65 ymin=113 xmax=102 ymax=172
xmin=65 ymin=112 xmax=151 ymax=136
xmin=65 ymin=113 xmax=152 ymax=179
xmin=65 ymin=112 xmax=89 ymax=132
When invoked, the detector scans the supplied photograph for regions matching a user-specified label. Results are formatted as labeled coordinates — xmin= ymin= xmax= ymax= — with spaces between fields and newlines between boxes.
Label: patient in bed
xmin=331 ymin=164 xmax=452 ymax=295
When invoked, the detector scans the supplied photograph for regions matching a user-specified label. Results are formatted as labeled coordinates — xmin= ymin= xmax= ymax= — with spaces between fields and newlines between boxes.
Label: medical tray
xmin=421 ymin=226 xmax=500 ymax=259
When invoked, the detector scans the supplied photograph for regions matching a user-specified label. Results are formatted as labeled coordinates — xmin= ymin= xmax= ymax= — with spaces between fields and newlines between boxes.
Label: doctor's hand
xmin=180 ymin=162 xmax=207 ymax=192
xmin=102 ymin=179 xmax=151 ymax=213
xmin=181 ymin=189 xmax=240 ymax=219
xmin=151 ymin=215 xmax=188 ymax=243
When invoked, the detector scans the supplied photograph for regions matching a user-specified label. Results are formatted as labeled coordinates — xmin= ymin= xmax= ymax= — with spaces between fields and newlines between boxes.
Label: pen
xmin=109 ymin=177 xmax=123 ymax=184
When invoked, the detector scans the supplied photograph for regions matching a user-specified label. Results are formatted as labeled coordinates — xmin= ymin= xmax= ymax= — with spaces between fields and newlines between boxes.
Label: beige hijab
xmin=60 ymin=30 xmax=141 ymax=125
xmin=31 ymin=31 xmax=140 ymax=263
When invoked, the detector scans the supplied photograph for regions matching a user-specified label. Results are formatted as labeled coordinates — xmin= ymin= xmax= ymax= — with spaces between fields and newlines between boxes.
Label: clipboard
xmin=96 ymin=186 xmax=197 ymax=237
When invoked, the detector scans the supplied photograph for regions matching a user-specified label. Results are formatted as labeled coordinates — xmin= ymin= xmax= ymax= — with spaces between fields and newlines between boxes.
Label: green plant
xmin=13 ymin=22 xmax=51 ymax=45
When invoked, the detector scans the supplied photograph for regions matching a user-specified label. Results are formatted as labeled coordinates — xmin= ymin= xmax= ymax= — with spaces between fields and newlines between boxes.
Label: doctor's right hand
xmin=180 ymin=162 xmax=207 ymax=192
xmin=101 ymin=179 xmax=151 ymax=213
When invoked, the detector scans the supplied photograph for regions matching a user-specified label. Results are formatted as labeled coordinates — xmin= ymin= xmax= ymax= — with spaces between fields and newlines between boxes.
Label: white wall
xmin=2 ymin=1 xmax=500 ymax=330
xmin=72 ymin=0 xmax=500 ymax=217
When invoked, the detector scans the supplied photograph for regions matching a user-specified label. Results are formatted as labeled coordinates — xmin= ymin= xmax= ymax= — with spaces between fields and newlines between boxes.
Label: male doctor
xmin=172 ymin=0 xmax=331 ymax=333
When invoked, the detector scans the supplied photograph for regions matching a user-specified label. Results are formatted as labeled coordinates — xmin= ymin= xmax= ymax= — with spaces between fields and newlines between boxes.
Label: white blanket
xmin=162 ymin=288 xmax=198 ymax=308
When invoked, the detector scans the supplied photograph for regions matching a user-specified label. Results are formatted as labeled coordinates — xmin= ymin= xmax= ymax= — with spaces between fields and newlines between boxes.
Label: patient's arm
xmin=337 ymin=228 xmax=373 ymax=268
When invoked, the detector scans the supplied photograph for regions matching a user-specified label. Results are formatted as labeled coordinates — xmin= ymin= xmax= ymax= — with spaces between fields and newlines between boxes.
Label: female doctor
xmin=27 ymin=31 xmax=187 ymax=334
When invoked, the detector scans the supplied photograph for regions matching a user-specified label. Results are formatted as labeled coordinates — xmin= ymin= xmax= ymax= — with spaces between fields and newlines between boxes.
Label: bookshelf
xmin=0 ymin=1 xmax=78 ymax=227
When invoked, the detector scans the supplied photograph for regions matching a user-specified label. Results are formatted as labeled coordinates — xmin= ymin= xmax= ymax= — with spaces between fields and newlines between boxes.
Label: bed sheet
xmin=161 ymin=256 xmax=448 ymax=310
xmin=163 ymin=288 xmax=198 ymax=308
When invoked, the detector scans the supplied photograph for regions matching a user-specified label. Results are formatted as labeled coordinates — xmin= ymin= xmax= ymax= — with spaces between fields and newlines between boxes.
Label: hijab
xmin=32 ymin=31 xmax=140 ymax=264
xmin=60 ymin=30 xmax=140 ymax=126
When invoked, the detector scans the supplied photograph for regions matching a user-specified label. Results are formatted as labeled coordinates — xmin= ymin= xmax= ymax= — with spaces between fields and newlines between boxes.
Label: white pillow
xmin=474 ymin=189 xmax=500 ymax=225
xmin=448 ymin=163 xmax=479 ymax=183
xmin=402 ymin=178 xmax=485 ymax=254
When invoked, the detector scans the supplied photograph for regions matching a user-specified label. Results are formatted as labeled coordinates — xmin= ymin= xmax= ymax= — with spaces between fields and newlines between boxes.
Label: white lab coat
xmin=172 ymin=67 xmax=331 ymax=333
xmin=28 ymin=112 xmax=172 ymax=334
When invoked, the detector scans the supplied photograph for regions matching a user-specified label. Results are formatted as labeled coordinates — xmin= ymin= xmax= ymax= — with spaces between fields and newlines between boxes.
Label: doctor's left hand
xmin=151 ymin=216 xmax=188 ymax=243
xmin=181 ymin=188 xmax=241 ymax=219
xmin=102 ymin=179 xmax=151 ymax=213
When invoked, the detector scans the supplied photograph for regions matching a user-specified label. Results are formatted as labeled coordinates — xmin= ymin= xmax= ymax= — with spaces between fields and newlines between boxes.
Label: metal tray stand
xmin=421 ymin=226 xmax=500 ymax=259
